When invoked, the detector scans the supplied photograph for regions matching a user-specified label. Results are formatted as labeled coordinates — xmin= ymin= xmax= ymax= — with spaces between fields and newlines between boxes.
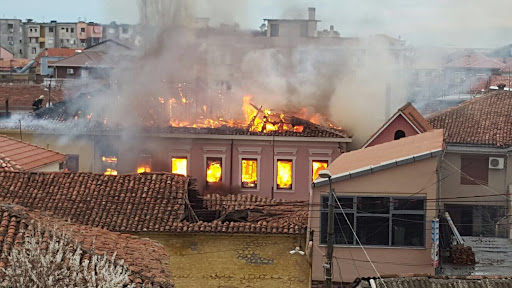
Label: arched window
xmin=394 ymin=130 xmax=406 ymax=140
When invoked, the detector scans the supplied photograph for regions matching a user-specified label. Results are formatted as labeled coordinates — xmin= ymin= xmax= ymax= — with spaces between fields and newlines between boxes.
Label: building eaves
xmin=312 ymin=149 xmax=442 ymax=187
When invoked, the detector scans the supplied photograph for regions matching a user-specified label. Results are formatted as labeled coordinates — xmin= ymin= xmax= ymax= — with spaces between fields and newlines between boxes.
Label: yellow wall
xmin=136 ymin=233 xmax=310 ymax=288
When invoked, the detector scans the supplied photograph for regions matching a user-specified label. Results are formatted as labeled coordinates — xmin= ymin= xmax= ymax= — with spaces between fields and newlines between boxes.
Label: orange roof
xmin=0 ymin=58 xmax=30 ymax=71
xmin=362 ymin=102 xmax=433 ymax=148
xmin=35 ymin=48 xmax=83 ymax=62
xmin=315 ymin=130 xmax=444 ymax=184
xmin=0 ymin=135 xmax=66 ymax=171
xmin=444 ymin=53 xmax=505 ymax=69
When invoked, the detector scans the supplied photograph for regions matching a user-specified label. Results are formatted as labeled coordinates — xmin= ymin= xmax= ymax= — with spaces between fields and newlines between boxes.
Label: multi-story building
xmin=56 ymin=22 xmax=78 ymax=49
xmin=0 ymin=19 xmax=24 ymax=58
xmin=40 ymin=21 xmax=58 ymax=49
xmin=103 ymin=22 xmax=138 ymax=46
xmin=85 ymin=22 xmax=103 ymax=47
xmin=23 ymin=20 xmax=42 ymax=59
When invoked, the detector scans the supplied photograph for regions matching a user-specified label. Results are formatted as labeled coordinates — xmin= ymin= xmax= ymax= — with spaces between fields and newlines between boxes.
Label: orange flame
xmin=206 ymin=161 xmax=222 ymax=183
xmin=241 ymin=159 xmax=258 ymax=188
xmin=102 ymin=156 xmax=118 ymax=164
xmin=276 ymin=160 xmax=293 ymax=189
xmin=171 ymin=158 xmax=188 ymax=176
xmin=312 ymin=160 xmax=329 ymax=181
xmin=137 ymin=165 xmax=151 ymax=173
xmin=104 ymin=168 xmax=118 ymax=175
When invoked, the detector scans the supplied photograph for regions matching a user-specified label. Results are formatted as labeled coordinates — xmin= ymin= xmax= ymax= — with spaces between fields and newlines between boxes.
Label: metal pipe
xmin=324 ymin=177 xmax=334 ymax=288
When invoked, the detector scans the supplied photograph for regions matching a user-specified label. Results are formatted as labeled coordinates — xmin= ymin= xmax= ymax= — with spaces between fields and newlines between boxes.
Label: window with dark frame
xmin=460 ymin=156 xmax=489 ymax=185
xmin=49 ymin=27 xmax=54 ymax=33
xmin=270 ymin=24 xmax=279 ymax=37
xmin=320 ymin=196 xmax=425 ymax=247
xmin=65 ymin=154 xmax=79 ymax=172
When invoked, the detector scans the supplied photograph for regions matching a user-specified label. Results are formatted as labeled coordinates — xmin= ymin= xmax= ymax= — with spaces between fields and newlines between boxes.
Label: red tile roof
xmin=325 ymin=130 xmax=444 ymax=177
xmin=0 ymin=134 xmax=66 ymax=171
xmin=0 ymin=172 xmax=307 ymax=235
xmin=0 ymin=83 xmax=67 ymax=110
xmin=0 ymin=59 xmax=30 ymax=71
xmin=444 ymin=53 xmax=505 ymax=69
xmin=428 ymin=92 xmax=512 ymax=147
xmin=0 ymin=204 xmax=172 ymax=286
xmin=35 ymin=48 xmax=83 ymax=62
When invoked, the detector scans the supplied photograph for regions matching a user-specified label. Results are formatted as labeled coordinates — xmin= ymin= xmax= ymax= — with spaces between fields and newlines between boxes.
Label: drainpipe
xmin=229 ymin=139 xmax=234 ymax=190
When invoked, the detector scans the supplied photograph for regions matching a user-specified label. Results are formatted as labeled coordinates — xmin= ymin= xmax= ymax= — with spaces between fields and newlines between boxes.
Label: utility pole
xmin=325 ymin=175 xmax=334 ymax=288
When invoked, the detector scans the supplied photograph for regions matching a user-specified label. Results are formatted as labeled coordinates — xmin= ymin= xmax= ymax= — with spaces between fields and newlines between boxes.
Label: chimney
xmin=330 ymin=25 xmax=334 ymax=31
xmin=308 ymin=7 xmax=316 ymax=20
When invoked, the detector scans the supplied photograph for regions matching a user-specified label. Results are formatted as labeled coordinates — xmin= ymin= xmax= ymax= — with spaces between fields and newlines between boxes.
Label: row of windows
xmin=100 ymin=155 xmax=329 ymax=191
xmin=320 ymin=196 xmax=426 ymax=247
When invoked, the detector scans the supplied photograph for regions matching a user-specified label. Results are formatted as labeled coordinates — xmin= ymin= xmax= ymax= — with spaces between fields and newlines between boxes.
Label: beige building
xmin=310 ymin=130 xmax=444 ymax=283
xmin=429 ymin=92 xmax=512 ymax=237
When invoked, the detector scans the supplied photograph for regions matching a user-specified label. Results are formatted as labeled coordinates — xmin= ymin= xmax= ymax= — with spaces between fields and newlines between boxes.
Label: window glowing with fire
xmin=241 ymin=158 xmax=258 ymax=189
xmin=102 ymin=156 xmax=118 ymax=175
xmin=171 ymin=157 xmax=188 ymax=176
xmin=137 ymin=155 xmax=152 ymax=174
xmin=206 ymin=157 xmax=223 ymax=183
xmin=276 ymin=159 xmax=293 ymax=190
xmin=312 ymin=160 xmax=329 ymax=181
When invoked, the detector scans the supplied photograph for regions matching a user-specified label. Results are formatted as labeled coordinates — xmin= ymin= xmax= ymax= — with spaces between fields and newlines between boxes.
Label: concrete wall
xmin=366 ymin=114 xmax=420 ymax=148
xmin=0 ymin=19 xmax=24 ymax=58
xmin=310 ymin=158 xmax=438 ymax=282
xmin=136 ymin=233 xmax=309 ymax=288
xmin=266 ymin=20 xmax=317 ymax=38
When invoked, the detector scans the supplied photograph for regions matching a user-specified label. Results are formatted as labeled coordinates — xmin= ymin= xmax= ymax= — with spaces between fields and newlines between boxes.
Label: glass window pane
xmin=393 ymin=198 xmax=425 ymax=210
xmin=322 ymin=196 xmax=353 ymax=210
xmin=356 ymin=216 xmax=389 ymax=245
xmin=206 ymin=157 xmax=222 ymax=183
xmin=241 ymin=158 xmax=258 ymax=189
xmin=320 ymin=212 xmax=354 ymax=245
xmin=392 ymin=214 xmax=425 ymax=247
xmin=312 ymin=160 xmax=329 ymax=181
xmin=276 ymin=160 xmax=293 ymax=190
xmin=357 ymin=197 xmax=390 ymax=214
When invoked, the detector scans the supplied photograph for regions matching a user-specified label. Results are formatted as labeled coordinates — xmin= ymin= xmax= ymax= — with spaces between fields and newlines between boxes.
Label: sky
xmin=2 ymin=0 xmax=512 ymax=48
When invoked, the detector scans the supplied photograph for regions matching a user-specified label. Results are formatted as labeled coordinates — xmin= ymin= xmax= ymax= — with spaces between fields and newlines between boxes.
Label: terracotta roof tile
xmin=326 ymin=130 xmax=444 ymax=176
xmin=0 ymin=204 xmax=172 ymax=286
xmin=0 ymin=83 xmax=68 ymax=110
xmin=428 ymin=92 xmax=512 ymax=147
xmin=355 ymin=276 xmax=512 ymax=288
xmin=445 ymin=53 xmax=505 ymax=69
xmin=0 ymin=134 xmax=66 ymax=171
xmin=0 ymin=172 xmax=307 ymax=235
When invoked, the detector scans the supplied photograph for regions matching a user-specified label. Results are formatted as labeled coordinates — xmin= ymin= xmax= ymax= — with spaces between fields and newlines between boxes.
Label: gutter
xmin=445 ymin=144 xmax=512 ymax=155
xmin=312 ymin=149 xmax=443 ymax=188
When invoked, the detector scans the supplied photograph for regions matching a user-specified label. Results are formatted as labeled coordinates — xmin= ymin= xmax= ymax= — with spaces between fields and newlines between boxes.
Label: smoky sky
xmin=3 ymin=0 xmax=512 ymax=47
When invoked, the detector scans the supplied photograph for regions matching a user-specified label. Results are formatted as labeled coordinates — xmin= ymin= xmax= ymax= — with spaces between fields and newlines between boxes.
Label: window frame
xmin=310 ymin=157 xmax=331 ymax=183
xmin=204 ymin=154 xmax=226 ymax=184
xmin=239 ymin=155 xmax=261 ymax=192
xmin=170 ymin=155 xmax=190 ymax=176
xmin=320 ymin=195 xmax=426 ymax=248
xmin=274 ymin=156 xmax=296 ymax=193
xmin=460 ymin=155 xmax=489 ymax=186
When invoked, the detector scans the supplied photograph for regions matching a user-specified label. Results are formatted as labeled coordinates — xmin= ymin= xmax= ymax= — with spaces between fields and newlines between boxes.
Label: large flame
xmin=171 ymin=158 xmax=188 ymax=176
xmin=206 ymin=161 xmax=222 ymax=183
xmin=276 ymin=160 xmax=293 ymax=189
xmin=312 ymin=160 xmax=329 ymax=181
xmin=241 ymin=159 xmax=258 ymax=188
xmin=137 ymin=165 xmax=152 ymax=173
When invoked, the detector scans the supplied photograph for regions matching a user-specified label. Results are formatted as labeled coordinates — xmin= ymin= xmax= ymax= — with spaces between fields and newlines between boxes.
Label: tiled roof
xmin=51 ymin=51 xmax=117 ymax=67
xmin=0 ymin=59 xmax=30 ymax=71
xmin=0 ymin=204 xmax=172 ymax=286
xmin=322 ymin=129 xmax=444 ymax=178
xmin=354 ymin=277 xmax=512 ymax=288
xmin=0 ymin=134 xmax=66 ymax=171
xmin=444 ymin=53 xmax=505 ymax=69
xmin=35 ymin=48 xmax=83 ymax=62
xmin=0 ymin=172 xmax=307 ymax=235
xmin=0 ymin=83 xmax=66 ymax=110
xmin=428 ymin=92 xmax=512 ymax=147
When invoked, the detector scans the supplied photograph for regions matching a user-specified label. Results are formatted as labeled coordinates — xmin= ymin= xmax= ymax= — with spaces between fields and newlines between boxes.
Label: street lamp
xmin=318 ymin=170 xmax=334 ymax=288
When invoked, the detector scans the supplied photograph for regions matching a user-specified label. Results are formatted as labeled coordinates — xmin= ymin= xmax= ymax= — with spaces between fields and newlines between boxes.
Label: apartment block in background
xmin=0 ymin=19 xmax=24 ymax=58
xmin=23 ymin=20 xmax=41 ymax=58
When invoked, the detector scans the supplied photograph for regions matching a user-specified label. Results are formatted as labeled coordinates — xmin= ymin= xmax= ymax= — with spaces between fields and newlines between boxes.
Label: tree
xmin=2 ymin=223 xmax=136 ymax=288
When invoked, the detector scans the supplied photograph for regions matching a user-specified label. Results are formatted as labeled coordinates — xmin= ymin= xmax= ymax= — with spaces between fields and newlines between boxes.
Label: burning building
xmin=0 ymin=91 xmax=350 ymax=201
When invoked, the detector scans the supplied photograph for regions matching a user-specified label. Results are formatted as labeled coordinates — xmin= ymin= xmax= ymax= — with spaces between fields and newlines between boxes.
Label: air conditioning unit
xmin=9 ymin=29 xmax=14 ymax=33
xmin=8 ymin=41 xmax=13 ymax=45
xmin=489 ymin=157 xmax=505 ymax=169
xmin=67 ymin=69 xmax=75 ymax=75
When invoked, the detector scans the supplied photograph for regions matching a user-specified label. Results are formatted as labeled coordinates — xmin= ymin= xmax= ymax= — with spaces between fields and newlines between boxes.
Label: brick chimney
xmin=308 ymin=8 xmax=316 ymax=20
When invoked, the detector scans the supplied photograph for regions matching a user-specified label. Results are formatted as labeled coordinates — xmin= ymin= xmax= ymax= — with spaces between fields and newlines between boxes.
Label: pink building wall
xmin=114 ymin=136 xmax=346 ymax=201
xmin=77 ymin=22 xmax=87 ymax=40
xmin=86 ymin=25 xmax=103 ymax=38
xmin=310 ymin=158 xmax=437 ymax=282
xmin=366 ymin=114 xmax=420 ymax=148
xmin=0 ymin=47 xmax=14 ymax=60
